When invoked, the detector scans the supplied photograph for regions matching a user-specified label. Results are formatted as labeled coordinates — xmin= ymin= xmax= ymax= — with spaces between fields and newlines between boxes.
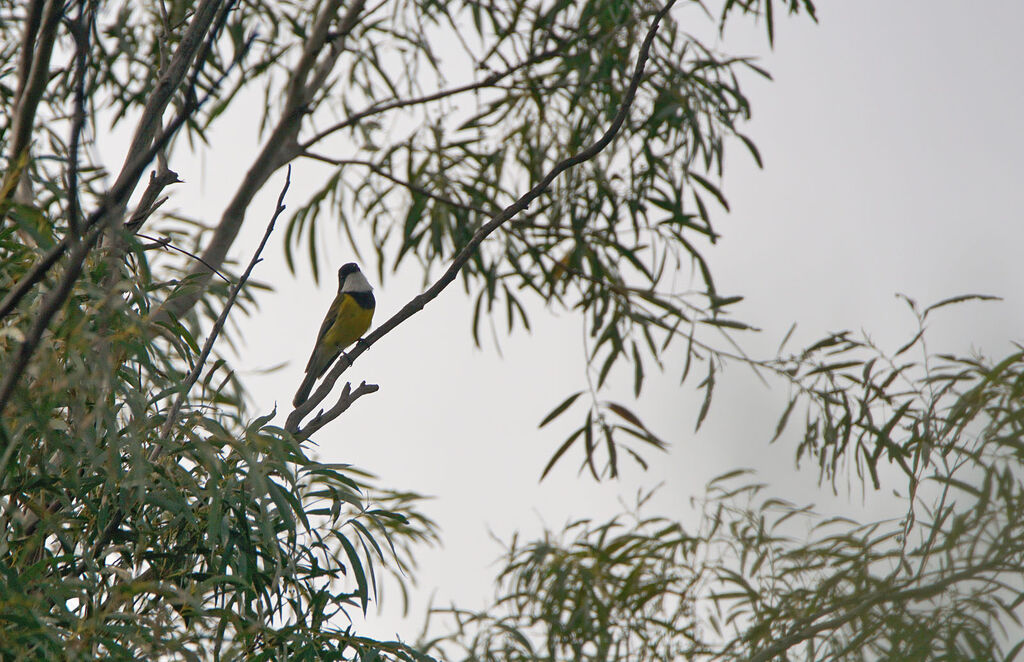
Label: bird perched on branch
xmin=293 ymin=263 xmax=375 ymax=407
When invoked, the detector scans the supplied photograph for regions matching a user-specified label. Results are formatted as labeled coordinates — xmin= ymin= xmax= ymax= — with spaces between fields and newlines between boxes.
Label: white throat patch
xmin=342 ymin=270 xmax=372 ymax=293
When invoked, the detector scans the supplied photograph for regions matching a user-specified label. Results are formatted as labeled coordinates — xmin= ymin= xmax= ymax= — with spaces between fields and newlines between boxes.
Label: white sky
xmin=171 ymin=0 xmax=1024 ymax=644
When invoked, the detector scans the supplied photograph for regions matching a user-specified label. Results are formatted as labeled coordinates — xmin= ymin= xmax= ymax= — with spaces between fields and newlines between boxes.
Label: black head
xmin=338 ymin=262 xmax=359 ymax=286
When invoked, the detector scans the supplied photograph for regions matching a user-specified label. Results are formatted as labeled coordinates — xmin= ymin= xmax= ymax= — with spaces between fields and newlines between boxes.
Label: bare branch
xmin=65 ymin=0 xmax=92 ymax=238
xmin=285 ymin=0 xmax=348 ymax=105
xmin=302 ymin=0 xmax=368 ymax=99
xmin=287 ymin=380 xmax=380 ymax=439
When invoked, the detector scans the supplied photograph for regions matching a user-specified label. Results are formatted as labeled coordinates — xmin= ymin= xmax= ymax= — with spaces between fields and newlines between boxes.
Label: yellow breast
xmin=323 ymin=293 xmax=374 ymax=351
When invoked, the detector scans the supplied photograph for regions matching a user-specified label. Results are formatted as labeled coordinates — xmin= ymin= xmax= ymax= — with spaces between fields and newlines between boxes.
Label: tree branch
xmin=1 ymin=0 xmax=62 ymax=212
xmin=65 ymin=0 xmax=93 ymax=239
xmin=14 ymin=1 xmax=46 ymax=98
xmin=123 ymin=160 xmax=181 ymax=234
xmin=107 ymin=0 xmax=223 ymax=209
xmin=0 ymin=3 xmax=241 ymax=406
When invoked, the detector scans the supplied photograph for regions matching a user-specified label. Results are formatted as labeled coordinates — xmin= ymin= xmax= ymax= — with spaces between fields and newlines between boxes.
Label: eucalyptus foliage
xmin=20 ymin=0 xmax=1017 ymax=659
xmin=428 ymin=302 xmax=1024 ymax=660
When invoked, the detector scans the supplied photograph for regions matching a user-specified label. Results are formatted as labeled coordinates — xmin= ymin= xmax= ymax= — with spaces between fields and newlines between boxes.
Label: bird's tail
xmin=292 ymin=371 xmax=317 ymax=407
xmin=292 ymin=350 xmax=339 ymax=407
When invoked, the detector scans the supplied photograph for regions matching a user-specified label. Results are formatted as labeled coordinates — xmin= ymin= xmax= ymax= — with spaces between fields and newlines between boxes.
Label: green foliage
xmin=0 ymin=216 xmax=437 ymax=658
xmin=425 ymin=303 xmax=1024 ymax=660
xmin=2 ymin=0 xmax=815 ymax=483
xmin=27 ymin=0 xmax=1023 ymax=659
xmin=772 ymin=294 xmax=1007 ymax=488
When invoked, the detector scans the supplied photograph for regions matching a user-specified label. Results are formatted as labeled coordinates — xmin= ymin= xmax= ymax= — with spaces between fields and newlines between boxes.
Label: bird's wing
xmin=303 ymin=293 xmax=342 ymax=374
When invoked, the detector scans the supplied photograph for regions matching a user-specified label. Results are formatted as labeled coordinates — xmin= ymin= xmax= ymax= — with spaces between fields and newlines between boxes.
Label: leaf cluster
xmin=428 ymin=303 xmax=1024 ymax=660
xmin=0 ymin=216 xmax=438 ymax=658
xmin=0 ymin=0 xmax=822 ymax=657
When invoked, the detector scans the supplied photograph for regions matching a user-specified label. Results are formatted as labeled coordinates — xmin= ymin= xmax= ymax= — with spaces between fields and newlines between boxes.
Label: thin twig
xmin=65 ymin=0 xmax=92 ymax=239
xmin=286 ymin=0 xmax=678 ymax=432
xmin=302 ymin=152 xmax=493 ymax=215
xmin=136 ymin=233 xmax=231 ymax=284
xmin=298 ymin=48 xmax=561 ymax=151
xmin=138 ymin=235 xmax=171 ymax=250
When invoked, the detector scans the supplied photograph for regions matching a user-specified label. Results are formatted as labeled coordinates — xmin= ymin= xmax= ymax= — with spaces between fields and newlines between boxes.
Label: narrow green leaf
xmin=689 ymin=172 xmax=730 ymax=211
xmin=540 ymin=427 xmax=585 ymax=481
xmin=923 ymin=293 xmax=1000 ymax=318
xmin=338 ymin=534 xmax=370 ymax=613
xmin=539 ymin=391 xmax=583 ymax=428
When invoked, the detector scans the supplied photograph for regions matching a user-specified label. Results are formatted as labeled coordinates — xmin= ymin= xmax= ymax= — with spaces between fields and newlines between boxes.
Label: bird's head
xmin=338 ymin=263 xmax=372 ymax=293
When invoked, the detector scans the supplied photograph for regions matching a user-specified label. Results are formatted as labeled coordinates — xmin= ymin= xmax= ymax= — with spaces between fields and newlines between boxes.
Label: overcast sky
xmin=179 ymin=0 xmax=1024 ymax=642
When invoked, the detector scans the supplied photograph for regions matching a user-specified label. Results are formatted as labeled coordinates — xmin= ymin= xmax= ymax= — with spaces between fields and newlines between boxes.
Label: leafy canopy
xmin=21 ymin=1 xmax=1024 ymax=661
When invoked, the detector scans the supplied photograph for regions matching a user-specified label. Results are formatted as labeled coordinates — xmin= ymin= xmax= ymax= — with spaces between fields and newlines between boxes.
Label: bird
xmin=293 ymin=263 xmax=375 ymax=407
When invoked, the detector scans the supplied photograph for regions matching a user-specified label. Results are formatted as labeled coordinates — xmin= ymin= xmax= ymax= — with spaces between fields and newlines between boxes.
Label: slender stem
xmin=65 ymin=0 xmax=92 ymax=239
xmin=301 ymin=152 xmax=493 ymax=215
xmin=297 ymin=49 xmax=561 ymax=151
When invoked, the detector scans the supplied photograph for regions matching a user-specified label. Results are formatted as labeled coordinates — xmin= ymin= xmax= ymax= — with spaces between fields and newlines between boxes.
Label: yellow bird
xmin=293 ymin=263 xmax=375 ymax=407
